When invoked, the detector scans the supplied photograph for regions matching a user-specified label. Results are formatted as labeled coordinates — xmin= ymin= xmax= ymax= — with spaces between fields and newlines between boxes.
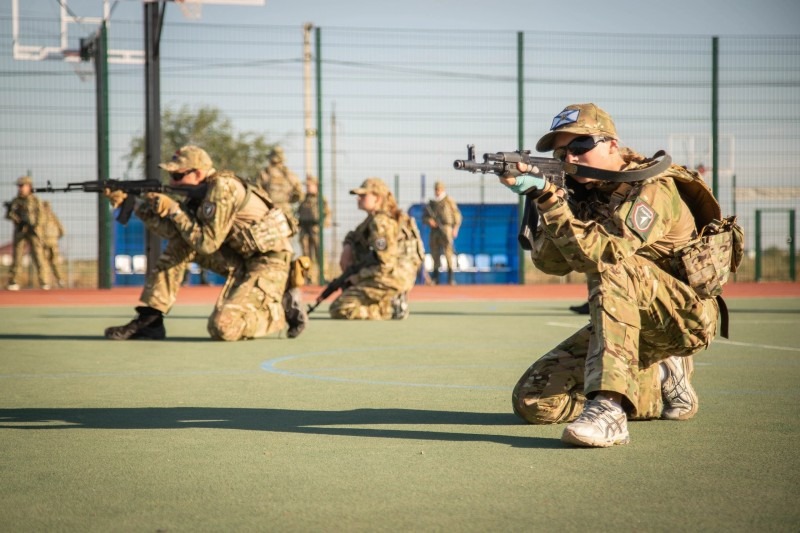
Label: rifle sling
xmin=561 ymin=151 xmax=671 ymax=183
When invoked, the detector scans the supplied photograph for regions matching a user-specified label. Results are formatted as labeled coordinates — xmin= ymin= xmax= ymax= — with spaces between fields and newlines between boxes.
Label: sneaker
xmin=41 ymin=284 xmax=51 ymax=291
xmin=661 ymin=356 xmax=698 ymax=420
xmin=391 ymin=292 xmax=409 ymax=320
xmin=7 ymin=283 xmax=20 ymax=291
xmin=561 ymin=397 xmax=630 ymax=447
xmin=104 ymin=306 xmax=166 ymax=340
xmin=569 ymin=302 xmax=590 ymax=315
xmin=283 ymin=288 xmax=307 ymax=339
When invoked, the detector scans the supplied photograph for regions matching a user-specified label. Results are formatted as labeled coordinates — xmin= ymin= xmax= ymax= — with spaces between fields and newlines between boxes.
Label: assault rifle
xmin=307 ymin=254 xmax=378 ymax=314
xmin=34 ymin=179 xmax=208 ymax=225
xmin=453 ymin=145 xmax=567 ymax=250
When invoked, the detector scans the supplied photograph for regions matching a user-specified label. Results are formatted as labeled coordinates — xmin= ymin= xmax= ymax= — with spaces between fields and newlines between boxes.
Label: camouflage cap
xmin=535 ymin=103 xmax=617 ymax=153
xmin=269 ymin=146 xmax=285 ymax=162
xmin=434 ymin=181 xmax=445 ymax=190
xmin=350 ymin=177 xmax=389 ymax=197
xmin=16 ymin=175 xmax=33 ymax=186
xmin=158 ymin=145 xmax=213 ymax=172
xmin=306 ymin=174 xmax=318 ymax=186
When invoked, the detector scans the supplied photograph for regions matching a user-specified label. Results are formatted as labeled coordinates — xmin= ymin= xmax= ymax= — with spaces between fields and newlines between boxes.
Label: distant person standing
xmin=40 ymin=200 xmax=66 ymax=288
xmin=4 ymin=175 xmax=50 ymax=290
xmin=297 ymin=175 xmax=331 ymax=282
xmin=260 ymin=146 xmax=303 ymax=224
xmin=422 ymin=181 xmax=462 ymax=285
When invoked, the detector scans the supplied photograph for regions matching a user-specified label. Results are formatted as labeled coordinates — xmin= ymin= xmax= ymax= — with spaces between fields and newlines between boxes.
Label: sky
xmin=170 ymin=0 xmax=800 ymax=35
xmin=11 ymin=0 xmax=800 ymax=36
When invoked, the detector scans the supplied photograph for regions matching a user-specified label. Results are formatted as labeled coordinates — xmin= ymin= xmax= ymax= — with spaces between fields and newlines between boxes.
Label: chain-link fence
xmin=2 ymin=9 xmax=798 ymax=287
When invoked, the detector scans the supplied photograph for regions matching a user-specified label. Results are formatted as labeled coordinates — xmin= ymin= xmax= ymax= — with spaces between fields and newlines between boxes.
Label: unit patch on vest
xmin=373 ymin=237 xmax=387 ymax=251
xmin=201 ymin=201 xmax=217 ymax=220
xmin=626 ymin=198 xmax=658 ymax=241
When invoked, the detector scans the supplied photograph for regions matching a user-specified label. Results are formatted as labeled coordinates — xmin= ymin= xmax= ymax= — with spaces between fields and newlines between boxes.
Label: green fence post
xmin=790 ymin=209 xmax=796 ymax=281
xmin=95 ymin=23 xmax=112 ymax=289
xmin=315 ymin=27 xmax=325 ymax=285
xmin=517 ymin=31 xmax=525 ymax=285
xmin=755 ymin=209 xmax=762 ymax=281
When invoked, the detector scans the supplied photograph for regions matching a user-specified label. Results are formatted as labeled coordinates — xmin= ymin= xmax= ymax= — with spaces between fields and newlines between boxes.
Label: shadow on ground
xmin=0 ymin=407 xmax=565 ymax=449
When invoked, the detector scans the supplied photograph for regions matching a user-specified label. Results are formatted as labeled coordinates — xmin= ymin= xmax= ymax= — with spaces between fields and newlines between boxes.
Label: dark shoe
xmin=283 ymin=288 xmax=308 ymax=338
xmin=104 ymin=306 xmax=166 ymax=340
xmin=569 ymin=302 xmax=590 ymax=315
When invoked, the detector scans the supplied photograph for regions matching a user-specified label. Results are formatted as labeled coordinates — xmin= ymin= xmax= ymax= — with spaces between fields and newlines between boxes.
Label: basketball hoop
xmin=175 ymin=0 xmax=203 ymax=20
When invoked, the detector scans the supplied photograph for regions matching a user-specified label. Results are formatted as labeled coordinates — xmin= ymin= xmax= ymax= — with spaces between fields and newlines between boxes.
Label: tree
xmin=125 ymin=105 xmax=276 ymax=183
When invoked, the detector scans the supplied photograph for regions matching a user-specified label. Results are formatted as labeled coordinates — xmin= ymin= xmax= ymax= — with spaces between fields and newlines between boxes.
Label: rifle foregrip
xmin=116 ymin=194 xmax=136 ymax=225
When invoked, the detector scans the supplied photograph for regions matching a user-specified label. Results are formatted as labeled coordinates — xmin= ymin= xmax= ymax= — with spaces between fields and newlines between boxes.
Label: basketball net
xmin=174 ymin=0 xmax=203 ymax=20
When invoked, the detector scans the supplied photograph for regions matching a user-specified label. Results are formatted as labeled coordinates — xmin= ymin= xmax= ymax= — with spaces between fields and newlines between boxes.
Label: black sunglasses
xmin=553 ymin=135 xmax=611 ymax=161
xmin=169 ymin=169 xmax=195 ymax=181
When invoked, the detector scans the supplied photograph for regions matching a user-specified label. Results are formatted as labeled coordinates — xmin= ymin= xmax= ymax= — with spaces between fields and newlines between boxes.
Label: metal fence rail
xmin=1 ymin=11 xmax=798 ymax=286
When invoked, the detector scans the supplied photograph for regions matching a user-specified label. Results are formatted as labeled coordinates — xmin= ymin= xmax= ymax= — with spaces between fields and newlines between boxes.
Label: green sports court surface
xmin=1 ymin=294 xmax=798 ymax=531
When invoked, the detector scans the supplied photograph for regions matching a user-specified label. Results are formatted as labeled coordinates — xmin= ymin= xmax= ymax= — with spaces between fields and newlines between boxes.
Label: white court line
xmin=546 ymin=322 xmax=799 ymax=353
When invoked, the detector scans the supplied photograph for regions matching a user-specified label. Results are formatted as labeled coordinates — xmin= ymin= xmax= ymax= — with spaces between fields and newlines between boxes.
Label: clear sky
xmin=169 ymin=0 xmax=800 ymax=35
xmin=11 ymin=0 xmax=800 ymax=36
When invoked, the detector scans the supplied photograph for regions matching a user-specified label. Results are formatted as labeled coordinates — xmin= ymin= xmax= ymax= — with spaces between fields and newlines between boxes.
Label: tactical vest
xmin=670 ymin=167 xmax=744 ymax=299
xmin=226 ymin=175 xmax=295 ymax=258
xmin=398 ymin=214 xmax=425 ymax=266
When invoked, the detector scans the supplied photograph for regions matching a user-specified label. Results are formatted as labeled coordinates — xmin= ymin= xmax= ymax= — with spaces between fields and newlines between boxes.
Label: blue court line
xmin=260 ymin=346 xmax=510 ymax=390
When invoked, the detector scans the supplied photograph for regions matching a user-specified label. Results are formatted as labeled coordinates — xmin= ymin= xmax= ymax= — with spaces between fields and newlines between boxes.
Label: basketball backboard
xmin=11 ymin=0 xmax=266 ymax=64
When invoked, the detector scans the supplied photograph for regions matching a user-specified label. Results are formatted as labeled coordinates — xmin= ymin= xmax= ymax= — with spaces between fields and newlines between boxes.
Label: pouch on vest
xmin=677 ymin=215 xmax=743 ymax=298
xmin=288 ymin=256 xmax=312 ymax=289
xmin=233 ymin=208 xmax=293 ymax=257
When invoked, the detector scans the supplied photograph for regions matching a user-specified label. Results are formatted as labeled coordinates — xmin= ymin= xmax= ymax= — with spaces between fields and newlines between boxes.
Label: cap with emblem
xmin=16 ymin=175 xmax=33 ymax=186
xmin=159 ymin=145 xmax=213 ymax=172
xmin=350 ymin=177 xmax=389 ymax=197
xmin=535 ymin=103 xmax=617 ymax=153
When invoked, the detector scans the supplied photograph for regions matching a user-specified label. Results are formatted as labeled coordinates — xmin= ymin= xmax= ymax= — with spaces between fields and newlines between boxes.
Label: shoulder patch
xmin=201 ymin=201 xmax=217 ymax=220
xmin=626 ymin=198 xmax=658 ymax=241
xmin=373 ymin=237 xmax=387 ymax=251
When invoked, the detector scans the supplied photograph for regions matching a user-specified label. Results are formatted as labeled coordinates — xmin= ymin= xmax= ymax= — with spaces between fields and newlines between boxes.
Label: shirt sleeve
xmin=170 ymin=175 xmax=241 ymax=255
xmin=538 ymin=177 xmax=682 ymax=273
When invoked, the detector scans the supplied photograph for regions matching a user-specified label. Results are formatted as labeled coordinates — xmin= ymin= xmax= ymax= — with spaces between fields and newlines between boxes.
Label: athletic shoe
xmin=661 ymin=356 xmax=699 ymax=420
xmin=561 ymin=397 xmax=630 ymax=447
xmin=104 ymin=306 xmax=166 ymax=340
xmin=391 ymin=292 xmax=409 ymax=320
xmin=41 ymin=284 xmax=51 ymax=291
xmin=283 ymin=288 xmax=307 ymax=339
xmin=6 ymin=283 xmax=20 ymax=291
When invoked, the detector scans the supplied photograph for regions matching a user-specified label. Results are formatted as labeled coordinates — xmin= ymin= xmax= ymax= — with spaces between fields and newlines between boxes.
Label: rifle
xmin=453 ymin=145 xmax=567 ymax=250
xmin=307 ymin=253 xmax=379 ymax=314
xmin=34 ymin=179 xmax=208 ymax=225
xmin=306 ymin=262 xmax=360 ymax=314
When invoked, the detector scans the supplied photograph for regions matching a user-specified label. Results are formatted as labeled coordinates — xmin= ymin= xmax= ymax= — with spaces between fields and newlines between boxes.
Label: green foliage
xmin=125 ymin=105 xmax=276 ymax=183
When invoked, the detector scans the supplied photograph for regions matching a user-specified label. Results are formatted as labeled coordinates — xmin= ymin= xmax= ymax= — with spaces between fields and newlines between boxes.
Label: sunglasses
xmin=169 ymin=169 xmax=195 ymax=181
xmin=552 ymin=135 xmax=611 ymax=161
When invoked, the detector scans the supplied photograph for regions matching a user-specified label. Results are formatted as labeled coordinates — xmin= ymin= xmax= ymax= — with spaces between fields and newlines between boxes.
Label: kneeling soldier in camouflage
xmin=503 ymin=103 xmax=741 ymax=447
xmin=104 ymin=145 xmax=306 ymax=341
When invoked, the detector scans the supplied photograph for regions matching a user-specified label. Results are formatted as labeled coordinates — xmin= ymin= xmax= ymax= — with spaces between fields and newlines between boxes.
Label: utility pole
xmin=303 ymin=23 xmax=315 ymax=179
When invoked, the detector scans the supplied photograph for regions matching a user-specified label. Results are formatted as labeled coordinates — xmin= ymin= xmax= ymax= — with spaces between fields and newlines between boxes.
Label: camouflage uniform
xmin=422 ymin=182 xmax=462 ymax=284
xmin=512 ymin=104 xmax=721 ymax=428
xmin=135 ymin=147 xmax=294 ymax=341
xmin=5 ymin=176 xmax=49 ymax=288
xmin=512 ymin=155 xmax=720 ymax=423
xmin=297 ymin=176 xmax=331 ymax=278
xmin=40 ymin=201 xmax=66 ymax=287
xmin=395 ymin=213 xmax=425 ymax=294
xmin=260 ymin=147 xmax=303 ymax=223
xmin=330 ymin=178 xmax=404 ymax=320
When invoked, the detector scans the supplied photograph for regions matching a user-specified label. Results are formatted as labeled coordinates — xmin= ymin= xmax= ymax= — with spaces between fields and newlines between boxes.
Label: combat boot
xmin=661 ymin=356 xmax=698 ymax=420
xmin=283 ymin=288 xmax=308 ymax=338
xmin=391 ymin=292 xmax=409 ymax=320
xmin=561 ymin=396 xmax=630 ymax=447
xmin=447 ymin=271 xmax=456 ymax=286
xmin=104 ymin=306 xmax=166 ymax=340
